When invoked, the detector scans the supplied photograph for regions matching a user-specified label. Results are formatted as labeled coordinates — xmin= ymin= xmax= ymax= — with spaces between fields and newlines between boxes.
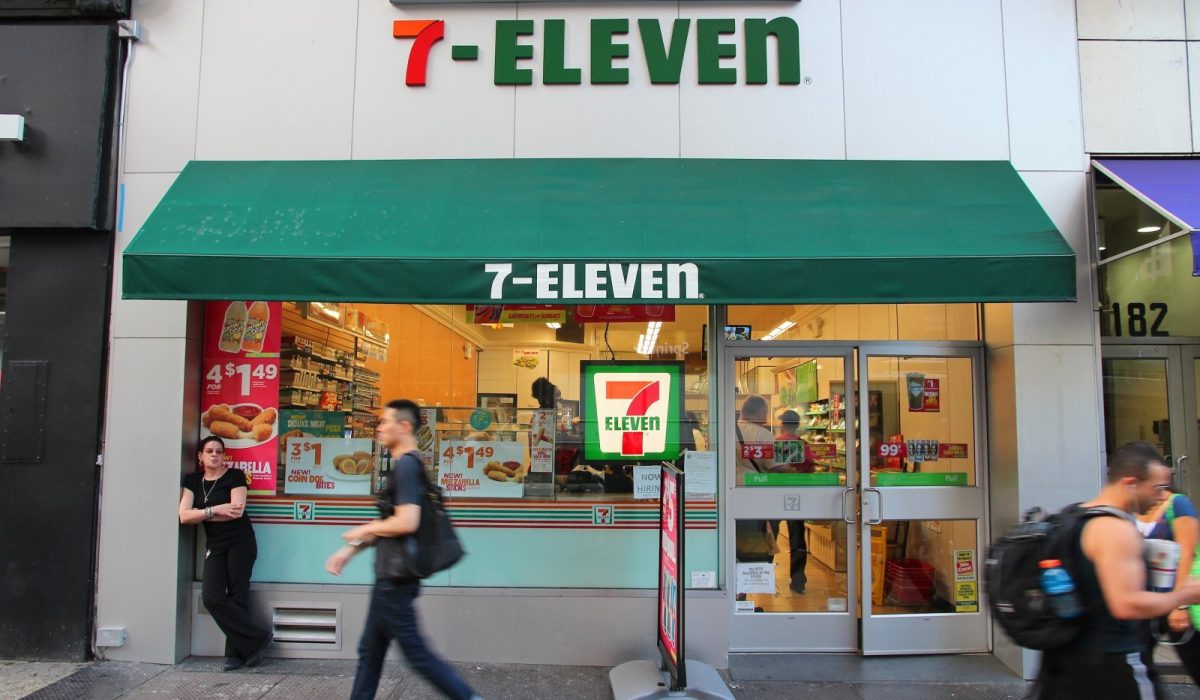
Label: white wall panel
xmin=1079 ymin=41 xmax=1192 ymax=153
xmin=195 ymin=0 xmax=358 ymax=160
xmin=123 ymin=0 xmax=204 ymax=174
xmin=678 ymin=0 xmax=845 ymax=159
xmin=95 ymin=336 xmax=195 ymax=663
xmin=1192 ymin=42 xmax=1200 ymax=151
xmin=1077 ymin=0 xmax=1186 ymax=40
xmin=112 ymin=174 xmax=189 ymax=339
xmin=1002 ymin=0 xmax=1085 ymax=172
xmin=515 ymin=4 xmax=679 ymax=157
xmin=842 ymin=0 xmax=1008 ymax=160
xmin=354 ymin=0 xmax=516 ymax=159
xmin=1012 ymin=172 xmax=1095 ymax=345
xmin=1189 ymin=1 xmax=1200 ymax=39
xmin=1013 ymin=344 xmax=1104 ymax=509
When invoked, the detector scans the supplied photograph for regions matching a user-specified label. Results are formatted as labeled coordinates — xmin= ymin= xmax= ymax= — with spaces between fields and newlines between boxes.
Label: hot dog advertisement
xmin=202 ymin=301 xmax=283 ymax=495
xmin=284 ymin=437 xmax=375 ymax=496
xmin=438 ymin=440 xmax=527 ymax=498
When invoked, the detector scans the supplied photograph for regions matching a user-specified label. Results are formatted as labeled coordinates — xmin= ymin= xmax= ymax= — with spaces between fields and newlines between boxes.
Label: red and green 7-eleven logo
xmin=583 ymin=362 xmax=681 ymax=463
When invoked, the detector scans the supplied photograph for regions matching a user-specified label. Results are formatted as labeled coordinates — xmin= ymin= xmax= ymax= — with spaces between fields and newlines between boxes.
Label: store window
xmin=727 ymin=304 xmax=980 ymax=342
xmin=1098 ymin=234 xmax=1200 ymax=338
xmin=197 ymin=302 xmax=718 ymax=589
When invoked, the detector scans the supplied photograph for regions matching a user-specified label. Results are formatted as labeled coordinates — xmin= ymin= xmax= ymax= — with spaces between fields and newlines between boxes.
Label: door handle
xmin=864 ymin=487 xmax=882 ymax=525
xmin=842 ymin=486 xmax=857 ymax=524
xmin=1178 ymin=455 xmax=1190 ymax=469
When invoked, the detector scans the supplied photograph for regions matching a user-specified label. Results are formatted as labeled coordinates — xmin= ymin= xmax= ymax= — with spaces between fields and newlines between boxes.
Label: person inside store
xmin=681 ymin=410 xmax=707 ymax=452
xmin=531 ymin=376 xmax=560 ymax=410
xmin=178 ymin=436 xmax=272 ymax=671
xmin=776 ymin=410 xmax=812 ymax=594
xmin=326 ymin=399 xmax=482 ymax=700
xmin=734 ymin=396 xmax=778 ymax=569
xmin=1137 ymin=482 xmax=1200 ymax=686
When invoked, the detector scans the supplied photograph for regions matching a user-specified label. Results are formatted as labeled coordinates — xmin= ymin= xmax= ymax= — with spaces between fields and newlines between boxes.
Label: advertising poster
xmin=284 ymin=437 xmax=375 ymax=496
xmin=529 ymin=409 xmax=556 ymax=475
xmin=572 ymin=305 xmax=675 ymax=323
xmin=658 ymin=465 xmax=685 ymax=688
xmin=906 ymin=373 xmax=941 ymax=413
xmin=438 ymin=440 xmax=526 ymax=497
xmin=954 ymin=548 xmax=979 ymax=612
xmin=469 ymin=305 xmax=567 ymax=324
xmin=417 ymin=408 xmax=438 ymax=471
xmin=201 ymin=301 xmax=282 ymax=495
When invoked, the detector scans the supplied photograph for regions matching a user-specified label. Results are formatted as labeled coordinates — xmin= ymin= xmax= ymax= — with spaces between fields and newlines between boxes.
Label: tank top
xmin=1072 ymin=516 xmax=1140 ymax=654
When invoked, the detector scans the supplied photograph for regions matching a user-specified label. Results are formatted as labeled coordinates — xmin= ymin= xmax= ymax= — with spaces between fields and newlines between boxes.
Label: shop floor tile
xmin=117 ymin=671 xmax=283 ymax=700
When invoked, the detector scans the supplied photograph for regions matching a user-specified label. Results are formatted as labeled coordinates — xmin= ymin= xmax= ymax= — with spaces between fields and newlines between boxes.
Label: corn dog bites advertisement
xmin=201 ymin=301 xmax=283 ymax=495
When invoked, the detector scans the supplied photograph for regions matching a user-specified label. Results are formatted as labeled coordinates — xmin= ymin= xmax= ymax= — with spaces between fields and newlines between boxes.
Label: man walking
xmin=326 ymin=399 xmax=481 ymax=700
xmin=1036 ymin=442 xmax=1200 ymax=699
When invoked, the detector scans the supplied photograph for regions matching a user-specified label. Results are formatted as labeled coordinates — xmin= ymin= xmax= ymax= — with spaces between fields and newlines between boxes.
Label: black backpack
xmin=984 ymin=503 xmax=1128 ymax=650
xmin=375 ymin=453 xmax=465 ymax=581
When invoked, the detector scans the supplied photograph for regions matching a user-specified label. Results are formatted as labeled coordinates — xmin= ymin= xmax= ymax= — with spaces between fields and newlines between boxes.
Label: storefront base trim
xmin=190 ymin=584 xmax=729 ymax=669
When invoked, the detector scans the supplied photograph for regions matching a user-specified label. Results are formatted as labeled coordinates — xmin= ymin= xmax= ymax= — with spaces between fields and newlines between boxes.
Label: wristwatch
xmin=204 ymin=507 xmax=213 ymax=520
xmin=347 ymin=538 xmax=366 ymax=549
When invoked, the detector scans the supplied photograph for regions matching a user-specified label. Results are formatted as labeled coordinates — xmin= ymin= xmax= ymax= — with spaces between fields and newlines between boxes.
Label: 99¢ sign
xmin=878 ymin=442 xmax=908 ymax=459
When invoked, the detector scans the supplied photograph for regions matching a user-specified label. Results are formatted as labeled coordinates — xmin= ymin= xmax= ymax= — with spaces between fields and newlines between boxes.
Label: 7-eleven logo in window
xmin=583 ymin=362 xmax=681 ymax=463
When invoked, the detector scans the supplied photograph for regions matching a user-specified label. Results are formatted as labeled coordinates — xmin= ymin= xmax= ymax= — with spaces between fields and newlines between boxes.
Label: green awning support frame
xmin=122 ymin=158 xmax=1075 ymax=304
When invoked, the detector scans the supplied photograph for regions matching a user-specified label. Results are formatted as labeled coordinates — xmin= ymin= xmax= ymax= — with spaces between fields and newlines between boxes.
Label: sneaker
xmin=244 ymin=638 xmax=273 ymax=668
xmin=223 ymin=656 xmax=245 ymax=672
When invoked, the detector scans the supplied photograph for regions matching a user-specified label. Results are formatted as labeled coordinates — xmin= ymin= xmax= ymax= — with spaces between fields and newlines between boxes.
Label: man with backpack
xmin=1034 ymin=442 xmax=1200 ymax=698
xmin=325 ymin=399 xmax=482 ymax=700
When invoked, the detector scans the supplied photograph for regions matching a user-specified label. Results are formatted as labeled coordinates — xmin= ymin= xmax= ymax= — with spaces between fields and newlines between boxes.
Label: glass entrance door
xmin=1101 ymin=342 xmax=1200 ymax=499
xmin=857 ymin=346 xmax=989 ymax=654
xmin=724 ymin=343 xmax=990 ymax=654
xmin=724 ymin=347 xmax=859 ymax=651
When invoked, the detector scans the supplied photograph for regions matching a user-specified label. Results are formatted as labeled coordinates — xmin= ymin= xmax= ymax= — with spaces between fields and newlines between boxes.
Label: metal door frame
xmin=1101 ymin=339 xmax=1200 ymax=496
xmin=721 ymin=341 xmax=860 ymax=652
xmin=717 ymin=324 xmax=992 ymax=654
xmin=857 ymin=343 xmax=991 ymax=655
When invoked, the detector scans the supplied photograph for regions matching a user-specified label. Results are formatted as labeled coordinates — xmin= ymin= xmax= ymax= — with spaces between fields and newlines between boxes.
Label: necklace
xmin=201 ymin=469 xmax=226 ymax=505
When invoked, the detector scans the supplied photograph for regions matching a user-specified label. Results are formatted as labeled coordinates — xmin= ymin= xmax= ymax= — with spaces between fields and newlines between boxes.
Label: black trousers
xmin=1035 ymin=648 xmax=1164 ymax=699
xmin=787 ymin=520 xmax=808 ymax=590
xmin=202 ymin=534 xmax=270 ymax=659
xmin=1172 ymin=632 xmax=1200 ymax=686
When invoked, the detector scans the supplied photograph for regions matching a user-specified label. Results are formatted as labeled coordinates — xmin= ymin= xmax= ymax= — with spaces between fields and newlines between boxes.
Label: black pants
xmin=786 ymin=520 xmax=808 ymax=591
xmin=1172 ymin=632 xmax=1200 ymax=686
xmin=202 ymin=535 xmax=270 ymax=660
xmin=1035 ymin=648 xmax=1163 ymax=699
xmin=351 ymin=580 xmax=475 ymax=700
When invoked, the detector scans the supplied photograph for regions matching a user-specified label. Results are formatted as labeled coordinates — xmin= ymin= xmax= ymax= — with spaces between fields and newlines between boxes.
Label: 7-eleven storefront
xmin=95 ymin=1 xmax=1100 ymax=679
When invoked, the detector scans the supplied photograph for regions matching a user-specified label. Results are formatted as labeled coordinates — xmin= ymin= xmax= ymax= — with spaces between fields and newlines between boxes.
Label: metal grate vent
xmin=271 ymin=605 xmax=339 ymax=645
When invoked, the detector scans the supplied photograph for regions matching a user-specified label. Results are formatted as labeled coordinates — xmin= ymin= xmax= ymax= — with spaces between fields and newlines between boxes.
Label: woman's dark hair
xmin=198 ymin=435 xmax=226 ymax=453
xmin=532 ymin=377 xmax=558 ymax=409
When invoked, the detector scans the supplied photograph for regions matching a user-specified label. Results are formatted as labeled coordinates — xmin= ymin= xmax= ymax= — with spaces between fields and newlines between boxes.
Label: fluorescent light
xmin=546 ymin=323 xmax=562 ymax=329
xmin=1137 ymin=225 xmax=1162 ymax=233
xmin=762 ymin=320 xmax=796 ymax=341
xmin=636 ymin=321 xmax=662 ymax=355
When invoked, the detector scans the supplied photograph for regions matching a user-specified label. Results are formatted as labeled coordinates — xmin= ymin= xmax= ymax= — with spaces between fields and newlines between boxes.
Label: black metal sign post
xmin=608 ymin=464 xmax=732 ymax=699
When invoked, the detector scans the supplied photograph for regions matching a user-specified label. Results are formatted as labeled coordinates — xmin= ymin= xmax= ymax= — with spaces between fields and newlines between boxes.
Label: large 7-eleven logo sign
xmin=394 ymin=20 xmax=444 ymax=87
xmin=594 ymin=372 xmax=672 ymax=458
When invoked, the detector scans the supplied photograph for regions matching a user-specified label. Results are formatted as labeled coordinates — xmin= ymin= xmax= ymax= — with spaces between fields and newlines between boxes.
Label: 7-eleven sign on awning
xmin=582 ymin=361 xmax=683 ymax=464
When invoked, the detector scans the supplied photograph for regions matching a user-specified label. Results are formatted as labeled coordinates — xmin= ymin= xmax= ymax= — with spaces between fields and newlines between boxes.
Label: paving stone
xmin=118 ymin=671 xmax=282 ymax=700
xmin=0 ymin=661 xmax=88 ymax=700
xmin=258 ymin=674 xmax=399 ymax=699
xmin=21 ymin=662 xmax=167 ymax=700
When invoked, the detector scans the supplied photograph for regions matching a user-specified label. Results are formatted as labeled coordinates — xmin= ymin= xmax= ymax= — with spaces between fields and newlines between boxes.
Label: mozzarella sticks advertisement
xmin=201 ymin=301 xmax=283 ymax=495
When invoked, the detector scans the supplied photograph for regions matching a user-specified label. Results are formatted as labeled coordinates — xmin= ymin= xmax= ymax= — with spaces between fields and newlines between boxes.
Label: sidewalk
xmin=7 ymin=656 xmax=1200 ymax=700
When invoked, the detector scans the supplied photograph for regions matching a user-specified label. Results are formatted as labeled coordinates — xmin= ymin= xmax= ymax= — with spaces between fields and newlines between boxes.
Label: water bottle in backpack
xmin=1039 ymin=559 xmax=1082 ymax=619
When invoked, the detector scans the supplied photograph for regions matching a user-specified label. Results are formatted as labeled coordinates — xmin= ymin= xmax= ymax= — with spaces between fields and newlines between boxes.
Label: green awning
xmin=123 ymin=158 xmax=1075 ymax=304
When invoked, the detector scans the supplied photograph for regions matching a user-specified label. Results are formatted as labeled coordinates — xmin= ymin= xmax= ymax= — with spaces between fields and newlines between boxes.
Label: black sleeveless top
xmin=1072 ymin=516 xmax=1140 ymax=654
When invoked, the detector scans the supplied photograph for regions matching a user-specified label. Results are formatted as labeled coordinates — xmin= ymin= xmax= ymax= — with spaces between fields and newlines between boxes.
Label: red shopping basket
xmin=885 ymin=559 xmax=935 ymax=605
